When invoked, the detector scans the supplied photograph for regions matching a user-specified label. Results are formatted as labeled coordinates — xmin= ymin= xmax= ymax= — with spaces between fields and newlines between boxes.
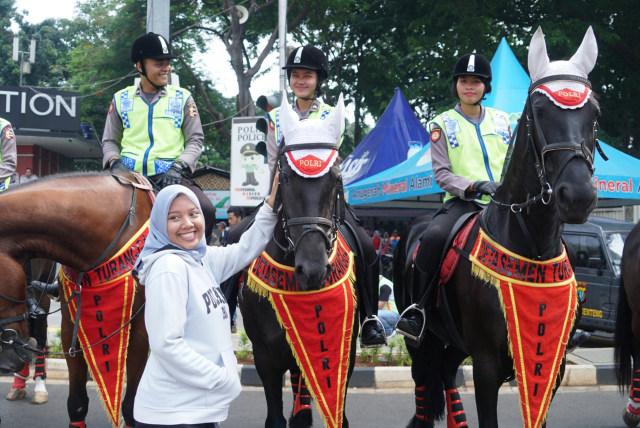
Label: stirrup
xmin=395 ymin=304 xmax=426 ymax=344
xmin=361 ymin=316 xmax=387 ymax=348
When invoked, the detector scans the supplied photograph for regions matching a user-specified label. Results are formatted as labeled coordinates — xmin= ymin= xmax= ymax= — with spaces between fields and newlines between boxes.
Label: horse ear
xmin=528 ymin=27 xmax=550 ymax=82
xmin=278 ymin=90 xmax=298 ymax=140
xmin=324 ymin=93 xmax=345 ymax=144
xmin=569 ymin=26 xmax=598 ymax=76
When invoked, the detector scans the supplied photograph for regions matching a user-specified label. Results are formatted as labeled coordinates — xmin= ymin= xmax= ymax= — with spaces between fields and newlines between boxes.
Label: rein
xmin=274 ymin=141 xmax=345 ymax=255
xmin=0 ymin=173 xmax=149 ymax=357
xmin=489 ymin=74 xmax=605 ymax=259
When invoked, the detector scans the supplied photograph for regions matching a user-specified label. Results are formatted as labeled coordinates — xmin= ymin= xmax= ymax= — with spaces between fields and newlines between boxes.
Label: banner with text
xmin=230 ymin=117 xmax=270 ymax=207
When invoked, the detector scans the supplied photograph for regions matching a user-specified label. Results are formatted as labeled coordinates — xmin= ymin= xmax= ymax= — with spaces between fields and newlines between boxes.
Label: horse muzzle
xmin=0 ymin=332 xmax=36 ymax=373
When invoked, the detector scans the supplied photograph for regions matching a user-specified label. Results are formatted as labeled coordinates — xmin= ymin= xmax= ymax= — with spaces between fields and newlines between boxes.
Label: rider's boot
xmin=26 ymin=280 xmax=46 ymax=316
xmin=566 ymin=329 xmax=591 ymax=353
xmin=359 ymin=255 xmax=386 ymax=348
xmin=31 ymin=280 xmax=59 ymax=299
xmin=395 ymin=265 xmax=429 ymax=346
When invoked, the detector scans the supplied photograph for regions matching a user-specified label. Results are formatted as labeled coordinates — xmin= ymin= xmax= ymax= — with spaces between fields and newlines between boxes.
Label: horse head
xmin=501 ymin=26 xmax=599 ymax=227
xmin=276 ymin=93 xmax=345 ymax=290
xmin=0 ymin=253 xmax=37 ymax=373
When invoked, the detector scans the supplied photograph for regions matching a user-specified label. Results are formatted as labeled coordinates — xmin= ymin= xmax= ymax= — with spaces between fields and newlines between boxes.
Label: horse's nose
xmin=294 ymin=262 xmax=331 ymax=290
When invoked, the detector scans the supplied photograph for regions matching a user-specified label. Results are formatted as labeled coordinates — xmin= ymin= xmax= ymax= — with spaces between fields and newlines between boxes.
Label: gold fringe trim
xmin=245 ymin=249 xmax=358 ymax=428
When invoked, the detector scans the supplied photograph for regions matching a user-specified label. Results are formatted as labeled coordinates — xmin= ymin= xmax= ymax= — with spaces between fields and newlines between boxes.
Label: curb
xmin=44 ymin=359 xmax=616 ymax=388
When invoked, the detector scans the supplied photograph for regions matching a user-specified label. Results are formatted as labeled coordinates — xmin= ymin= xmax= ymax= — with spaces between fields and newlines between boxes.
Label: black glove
xmin=160 ymin=161 xmax=187 ymax=188
xmin=473 ymin=180 xmax=501 ymax=196
xmin=108 ymin=158 xmax=130 ymax=174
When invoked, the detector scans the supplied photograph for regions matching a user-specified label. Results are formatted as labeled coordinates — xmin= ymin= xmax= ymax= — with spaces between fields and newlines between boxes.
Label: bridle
xmin=488 ymin=74 xmax=606 ymax=259
xmin=273 ymin=141 xmax=345 ymax=256
xmin=0 ymin=174 xmax=146 ymax=358
xmin=492 ymin=74 xmax=606 ymax=214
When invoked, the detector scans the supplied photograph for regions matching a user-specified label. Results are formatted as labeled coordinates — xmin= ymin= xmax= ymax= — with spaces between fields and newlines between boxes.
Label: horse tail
xmin=615 ymin=274 xmax=633 ymax=391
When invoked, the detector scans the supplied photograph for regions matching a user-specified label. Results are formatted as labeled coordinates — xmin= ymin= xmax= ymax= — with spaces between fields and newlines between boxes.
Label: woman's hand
xmin=265 ymin=170 xmax=280 ymax=209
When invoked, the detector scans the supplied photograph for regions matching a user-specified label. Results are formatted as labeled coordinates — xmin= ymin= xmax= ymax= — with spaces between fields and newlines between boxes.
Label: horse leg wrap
xmin=628 ymin=370 xmax=640 ymax=415
xmin=69 ymin=421 xmax=87 ymax=428
xmin=11 ymin=363 xmax=30 ymax=389
xmin=445 ymin=388 xmax=468 ymax=428
xmin=414 ymin=385 xmax=431 ymax=422
xmin=291 ymin=373 xmax=312 ymax=417
xmin=34 ymin=351 xmax=47 ymax=380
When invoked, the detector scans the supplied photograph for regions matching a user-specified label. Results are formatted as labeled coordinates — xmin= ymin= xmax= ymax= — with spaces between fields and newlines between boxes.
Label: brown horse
xmin=614 ymin=221 xmax=640 ymax=427
xmin=0 ymin=172 xmax=152 ymax=427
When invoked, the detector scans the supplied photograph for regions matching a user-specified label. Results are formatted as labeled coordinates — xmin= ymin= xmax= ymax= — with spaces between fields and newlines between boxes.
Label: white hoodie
xmin=134 ymin=202 xmax=277 ymax=425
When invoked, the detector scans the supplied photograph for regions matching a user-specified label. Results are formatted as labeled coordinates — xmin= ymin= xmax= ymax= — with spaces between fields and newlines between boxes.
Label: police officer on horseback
xmin=101 ymin=32 xmax=216 ymax=243
xmin=266 ymin=45 xmax=386 ymax=347
xmin=395 ymin=53 xmax=511 ymax=345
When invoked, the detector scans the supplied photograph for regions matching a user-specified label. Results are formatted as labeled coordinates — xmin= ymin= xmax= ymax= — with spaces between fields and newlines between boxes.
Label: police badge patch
xmin=186 ymin=99 xmax=198 ymax=118
xmin=430 ymin=128 xmax=441 ymax=143
xmin=3 ymin=126 xmax=15 ymax=140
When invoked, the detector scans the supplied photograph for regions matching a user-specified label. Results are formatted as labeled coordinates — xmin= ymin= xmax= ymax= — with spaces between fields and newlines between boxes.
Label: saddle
xmin=413 ymin=211 xmax=479 ymax=352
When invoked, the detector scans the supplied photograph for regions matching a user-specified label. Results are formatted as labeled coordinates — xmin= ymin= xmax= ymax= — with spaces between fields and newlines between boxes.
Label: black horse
xmin=394 ymin=27 xmax=600 ymax=428
xmin=614 ymin=220 xmax=640 ymax=427
xmin=228 ymin=95 xmax=360 ymax=428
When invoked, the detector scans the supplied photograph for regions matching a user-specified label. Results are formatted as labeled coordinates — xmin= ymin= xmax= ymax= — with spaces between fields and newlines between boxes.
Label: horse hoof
xmin=623 ymin=407 xmax=640 ymax=427
xmin=31 ymin=391 xmax=48 ymax=404
xmin=6 ymin=388 xmax=27 ymax=401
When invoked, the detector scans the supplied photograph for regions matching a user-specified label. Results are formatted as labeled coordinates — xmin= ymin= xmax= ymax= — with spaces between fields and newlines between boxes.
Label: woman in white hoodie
xmin=133 ymin=178 xmax=278 ymax=428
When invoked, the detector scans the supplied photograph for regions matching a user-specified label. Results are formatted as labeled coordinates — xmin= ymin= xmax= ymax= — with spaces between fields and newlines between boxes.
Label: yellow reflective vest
xmin=113 ymin=85 xmax=190 ymax=175
xmin=431 ymin=107 xmax=510 ymax=204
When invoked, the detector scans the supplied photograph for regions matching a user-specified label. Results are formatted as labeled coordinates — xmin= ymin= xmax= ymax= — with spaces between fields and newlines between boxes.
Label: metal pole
xmin=146 ymin=0 xmax=170 ymax=40
xmin=278 ymin=0 xmax=287 ymax=93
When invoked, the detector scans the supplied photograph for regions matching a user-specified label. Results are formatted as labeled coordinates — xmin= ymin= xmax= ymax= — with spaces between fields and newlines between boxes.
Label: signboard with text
xmin=230 ymin=116 xmax=269 ymax=207
xmin=0 ymin=86 xmax=81 ymax=131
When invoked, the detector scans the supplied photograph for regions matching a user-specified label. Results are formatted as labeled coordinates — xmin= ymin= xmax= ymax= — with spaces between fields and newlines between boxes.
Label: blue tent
xmin=346 ymin=38 xmax=640 ymax=204
xmin=483 ymin=37 xmax=530 ymax=126
xmin=341 ymin=88 xmax=430 ymax=186
xmin=345 ymin=142 xmax=438 ymax=205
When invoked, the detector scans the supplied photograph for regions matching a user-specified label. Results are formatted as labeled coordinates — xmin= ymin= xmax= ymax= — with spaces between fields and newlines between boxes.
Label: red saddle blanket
xmin=60 ymin=220 xmax=149 ymax=428
xmin=246 ymin=232 xmax=356 ymax=428
xmin=469 ymin=227 xmax=576 ymax=428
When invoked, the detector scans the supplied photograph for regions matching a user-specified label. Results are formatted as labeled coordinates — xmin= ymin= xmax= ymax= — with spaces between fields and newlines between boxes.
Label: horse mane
xmin=8 ymin=170 xmax=110 ymax=192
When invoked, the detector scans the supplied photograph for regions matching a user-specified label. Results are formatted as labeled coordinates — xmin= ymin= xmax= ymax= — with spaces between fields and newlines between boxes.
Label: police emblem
xmin=430 ymin=128 xmax=441 ymax=143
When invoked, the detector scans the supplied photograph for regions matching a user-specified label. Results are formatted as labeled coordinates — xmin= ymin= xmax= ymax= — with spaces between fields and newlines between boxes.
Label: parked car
xmin=562 ymin=216 xmax=636 ymax=333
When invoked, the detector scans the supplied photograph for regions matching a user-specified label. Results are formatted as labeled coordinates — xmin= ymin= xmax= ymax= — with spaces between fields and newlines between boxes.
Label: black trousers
xmin=413 ymin=198 xmax=481 ymax=298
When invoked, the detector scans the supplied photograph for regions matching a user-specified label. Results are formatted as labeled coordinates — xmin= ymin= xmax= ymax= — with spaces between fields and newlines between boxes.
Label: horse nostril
xmin=294 ymin=265 xmax=304 ymax=279
xmin=325 ymin=263 xmax=332 ymax=278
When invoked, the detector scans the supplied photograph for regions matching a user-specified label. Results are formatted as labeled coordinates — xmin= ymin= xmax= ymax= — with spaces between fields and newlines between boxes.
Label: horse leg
xmin=289 ymin=368 xmax=313 ymax=428
xmin=30 ymin=290 xmax=50 ymax=405
xmin=61 ymin=307 xmax=90 ymax=427
xmin=404 ymin=331 xmax=446 ymax=428
xmin=442 ymin=347 xmax=468 ymax=428
xmin=5 ymin=363 xmax=29 ymax=401
xmin=121 ymin=288 xmax=148 ymax=428
xmin=472 ymin=353 xmax=503 ymax=428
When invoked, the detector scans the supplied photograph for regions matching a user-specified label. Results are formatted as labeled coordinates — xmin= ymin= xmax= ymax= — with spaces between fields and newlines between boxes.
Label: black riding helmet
xmin=282 ymin=46 xmax=329 ymax=98
xmin=450 ymin=53 xmax=493 ymax=100
xmin=131 ymin=32 xmax=175 ymax=89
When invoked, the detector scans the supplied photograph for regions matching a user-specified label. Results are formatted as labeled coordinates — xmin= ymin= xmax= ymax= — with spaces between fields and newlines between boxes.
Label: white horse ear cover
xmin=279 ymin=93 xmax=345 ymax=178
xmin=528 ymin=26 xmax=597 ymax=110
xmin=528 ymin=26 xmax=597 ymax=83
